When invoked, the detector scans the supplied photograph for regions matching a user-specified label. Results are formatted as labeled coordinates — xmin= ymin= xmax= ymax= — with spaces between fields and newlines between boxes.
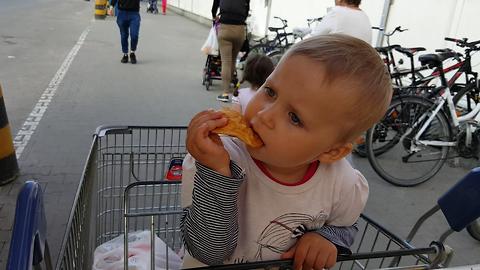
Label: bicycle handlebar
xmin=445 ymin=37 xmax=480 ymax=50
xmin=307 ymin=17 xmax=322 ymax=27
xmin=307 ymin=17 xmax=322 ymax=22
xmin=445 ymin=37 xmax=463 ymax=43
xmin=273 ymin=16 xmax=288 ymax=27
xmin=377 ymin=26 xmax=408 ymax=37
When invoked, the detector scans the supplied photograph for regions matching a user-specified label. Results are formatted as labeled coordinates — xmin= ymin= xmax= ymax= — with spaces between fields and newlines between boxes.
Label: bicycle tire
xmin=248 ymin=44 xmax=271 ymax=56
xmin=355 ymin=95 xmax=408 ymax=158
xmin=360 ymin=104 xmax=403 ymax=158
xmin=467 ymin=218 xmax=480 ymax=241
xmin=266 ymin=50 xmax=284 ymax=66
xmin=366 ymin=96 xmax=452 ymax=186
xmin=452 ymin=82 xmax=479 ymax=116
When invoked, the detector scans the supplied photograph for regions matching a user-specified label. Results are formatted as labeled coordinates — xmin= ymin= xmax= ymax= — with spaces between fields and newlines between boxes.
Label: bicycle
xmin=291 ymin=17 xmax=323 ymax=42
xmin=355 ymin=39 xmax=475 ymax=158
xmin=365 ymin=38 xmax=480 ymax=187
xmin=246 ymin=17 xmax=293 ymax=62
xmin=373 ymin=26 xmax=424 ymax=85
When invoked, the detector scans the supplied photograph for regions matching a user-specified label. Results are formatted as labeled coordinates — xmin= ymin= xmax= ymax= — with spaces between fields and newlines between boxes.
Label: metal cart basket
xmin=8 ymin=126 xmax=480 ymax=270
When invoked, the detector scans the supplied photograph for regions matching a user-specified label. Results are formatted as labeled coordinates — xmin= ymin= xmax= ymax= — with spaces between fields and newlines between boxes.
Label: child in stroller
xmin=146 ymin=0 xmax=158 ymax=14
xmin=202 ymin=54 xmax=240 ymax=92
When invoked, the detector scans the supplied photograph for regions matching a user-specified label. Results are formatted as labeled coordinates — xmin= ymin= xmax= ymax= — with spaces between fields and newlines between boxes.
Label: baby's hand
xmin=186 ymin=110 xmax=231 ymax=177
xmin=281 ymin=232 xmax=337 ymax=270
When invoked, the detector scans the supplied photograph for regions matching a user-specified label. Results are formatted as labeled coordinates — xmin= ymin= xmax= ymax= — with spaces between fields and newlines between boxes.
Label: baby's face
xmin=244 ymin=55 xmax=350 ymax=168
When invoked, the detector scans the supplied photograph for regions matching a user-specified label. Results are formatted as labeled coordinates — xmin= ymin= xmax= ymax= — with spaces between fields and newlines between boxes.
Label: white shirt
xmin=181 ymin=137 xmax=369 ymax=267
xmin=231 ymin=87 xmax=257 ymax=114
xmin=311 ymin=6 xmax=372 ymax=44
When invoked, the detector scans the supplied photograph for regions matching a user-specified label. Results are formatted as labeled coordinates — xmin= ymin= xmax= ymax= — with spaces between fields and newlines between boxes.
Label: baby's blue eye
xmin=289 ymin=112 xmax=302 ymax=126
xmin=265 ymin=87 xmax=276 ymax=98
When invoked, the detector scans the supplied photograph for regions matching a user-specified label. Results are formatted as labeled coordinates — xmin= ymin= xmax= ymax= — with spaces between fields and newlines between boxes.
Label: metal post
xmin=376 ymin=0 xmax=392 ymax=47
xmin=0 ymin=84 xmax=19 ymax=186
xmin=151 ymin=216 xmax=155 ymax=270
xmin=264 ymin=0 xmax=272 ymax=37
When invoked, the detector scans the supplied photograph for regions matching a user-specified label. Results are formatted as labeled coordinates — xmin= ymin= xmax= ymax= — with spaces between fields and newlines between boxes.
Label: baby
xmin=181 ymin=34 xmax=392 ymax=270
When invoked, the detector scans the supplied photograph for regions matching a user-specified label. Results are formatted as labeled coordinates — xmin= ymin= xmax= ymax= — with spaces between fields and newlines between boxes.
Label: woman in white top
xmin=232 ymin=54 xmax=274 ymax=114
xmin=311 ymin=0 xmax=372 ymax=44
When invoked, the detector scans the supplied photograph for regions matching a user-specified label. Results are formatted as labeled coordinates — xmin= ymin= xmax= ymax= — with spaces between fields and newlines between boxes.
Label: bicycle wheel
xmin=360 ymin=102 xmax=403 ymax=158
xmin=392 ymin=71 xmax=425 ymax=88
xmin=355 ymin=95 xmax=408 ymax=158
xmin=453 ymin=82 xmax=479 ymax=116
xmin=467 ymin=218 xmax=480 ymax=241
xmin=366 ymin=96 xmax=452 ymax=186
xmin=248 ymin=44 xmax=271 ymax=56
xmin=266 ymin=50 xmax=284 ymax=66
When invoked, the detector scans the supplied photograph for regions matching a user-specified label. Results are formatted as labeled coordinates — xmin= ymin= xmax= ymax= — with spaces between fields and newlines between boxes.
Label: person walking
xmin=311 ymin=0 xmax=372 ymax=44
xmin=111 ymin=0 xmax=141 ymax=64
xmin=212 ymin=0 xmax=250 ymax=102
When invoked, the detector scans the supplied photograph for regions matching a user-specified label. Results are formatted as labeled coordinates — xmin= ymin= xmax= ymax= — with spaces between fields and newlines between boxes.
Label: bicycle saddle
xmin=375 ymin=45 xmax=401 ymax=54
xmin=395 ymin=47 xmax=426 ymax=57
xmin=419 ymin=52 xmax=458 ymax=68
xmin=268 ymin=26 xmax=285 ymax=32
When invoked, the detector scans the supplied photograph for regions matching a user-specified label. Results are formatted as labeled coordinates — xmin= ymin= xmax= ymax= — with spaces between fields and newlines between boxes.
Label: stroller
xmin=146 ymin=0 xmax=158 ymax=14
xmin=202 ymin=54 xmax=222 ymax=91
xmin=201 ymin=22 xmax=244 ymax=91
xmin=201 ymin=55 xmax=240 ymax=91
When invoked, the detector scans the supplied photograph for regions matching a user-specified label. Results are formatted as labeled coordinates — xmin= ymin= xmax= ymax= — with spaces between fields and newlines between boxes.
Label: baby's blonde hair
xmin=283 ymin=34 xmax=393 ymax=143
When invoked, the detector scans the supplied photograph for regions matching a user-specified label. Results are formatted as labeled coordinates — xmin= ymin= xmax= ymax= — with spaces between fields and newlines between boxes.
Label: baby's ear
xmin=317 ymin=143 xmax=353 ymax=164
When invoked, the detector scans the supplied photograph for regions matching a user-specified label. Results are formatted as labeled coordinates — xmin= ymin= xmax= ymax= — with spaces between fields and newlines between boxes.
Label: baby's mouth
xmin=249 ymin=125 xmax=264 ymax=147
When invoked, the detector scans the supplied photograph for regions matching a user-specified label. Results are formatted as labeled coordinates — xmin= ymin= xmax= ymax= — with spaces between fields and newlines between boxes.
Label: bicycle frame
xmin=410 ymin=85 xmax=480 ymax=149
xmin=415 ymin=60 xmax=466 ymax=88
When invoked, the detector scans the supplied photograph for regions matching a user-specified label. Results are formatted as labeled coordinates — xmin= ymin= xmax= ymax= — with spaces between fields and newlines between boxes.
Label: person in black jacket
xmin=212 ymin=0 xmax=250 ymax=102
xmin=110 ymin=0 xmax=141 ymax=64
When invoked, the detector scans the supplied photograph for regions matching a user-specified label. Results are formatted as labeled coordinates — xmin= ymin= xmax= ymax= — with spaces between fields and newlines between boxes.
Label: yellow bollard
xmin=95 ymin=0 xmax=108 ymax=19
xmin=0 ymin=84 xmax=19 ymax=186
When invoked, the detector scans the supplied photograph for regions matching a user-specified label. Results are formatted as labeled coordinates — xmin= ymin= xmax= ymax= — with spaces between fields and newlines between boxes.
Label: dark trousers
xmin=116 ymin=10 xmax=141 ymax=54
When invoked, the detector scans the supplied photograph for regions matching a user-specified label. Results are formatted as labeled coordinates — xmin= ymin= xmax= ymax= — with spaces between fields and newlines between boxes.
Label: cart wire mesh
xmin=56 ymin=126 xmax=447 ymax=270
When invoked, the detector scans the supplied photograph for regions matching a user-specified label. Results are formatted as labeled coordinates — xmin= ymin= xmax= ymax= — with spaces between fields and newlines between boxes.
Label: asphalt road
xmin=0 ymin=0 xmax=478 ymax=268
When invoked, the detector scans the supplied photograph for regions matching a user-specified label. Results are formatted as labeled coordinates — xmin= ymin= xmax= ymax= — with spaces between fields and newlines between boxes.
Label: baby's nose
xmin=257 ymin=107 xmax=275 ymax=129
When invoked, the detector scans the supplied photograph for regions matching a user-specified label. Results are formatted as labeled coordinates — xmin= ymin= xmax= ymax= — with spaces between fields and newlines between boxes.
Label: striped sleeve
xmin=181 ymin=161 xmax=246 ymax=265
xmin=314 ymin=223 xmax=359 ymax=255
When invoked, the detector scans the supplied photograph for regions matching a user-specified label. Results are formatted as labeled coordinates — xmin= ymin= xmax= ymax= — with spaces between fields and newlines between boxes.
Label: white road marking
xmin=13 ymin=26 xmax=91 ymax=159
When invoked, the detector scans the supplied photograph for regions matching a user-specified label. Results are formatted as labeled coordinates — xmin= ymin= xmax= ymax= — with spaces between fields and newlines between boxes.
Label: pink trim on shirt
xmin=253 ymin=159 xmax=319 ymax=186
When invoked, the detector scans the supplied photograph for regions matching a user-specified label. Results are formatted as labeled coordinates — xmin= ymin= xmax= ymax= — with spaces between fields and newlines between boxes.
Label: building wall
xmin=169 ymin=0 xmax=480 ymax=67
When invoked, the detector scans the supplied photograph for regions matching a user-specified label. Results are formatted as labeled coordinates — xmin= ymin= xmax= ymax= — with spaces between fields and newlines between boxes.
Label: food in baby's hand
xmin=212 ymin=108 xmax=263 ymax=148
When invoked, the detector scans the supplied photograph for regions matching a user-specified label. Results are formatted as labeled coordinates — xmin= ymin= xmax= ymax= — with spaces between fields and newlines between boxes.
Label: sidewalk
xmin=0 ymin=5 xmax=224 ymax=268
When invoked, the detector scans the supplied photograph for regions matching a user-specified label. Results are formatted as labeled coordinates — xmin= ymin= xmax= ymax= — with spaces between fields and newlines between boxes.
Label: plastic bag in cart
xmin=201 ymin=26 xmax=219 ymax=56
xmin=92 ymin=231 xmax=182 ymax=270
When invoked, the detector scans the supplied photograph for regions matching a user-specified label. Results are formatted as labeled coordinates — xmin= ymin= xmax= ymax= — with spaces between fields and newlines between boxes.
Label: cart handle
xmin=95 ymin=125 xmax=188 ymax=137
xmin=7 ymin=181 xmax=53 ymax=270
xmin=185 ymin=244 xmax=439 ymax=270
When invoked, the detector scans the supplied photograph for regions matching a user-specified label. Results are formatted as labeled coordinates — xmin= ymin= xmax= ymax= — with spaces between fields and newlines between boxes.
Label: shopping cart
xmin=7 ymin=126 xmax=480 ymax=270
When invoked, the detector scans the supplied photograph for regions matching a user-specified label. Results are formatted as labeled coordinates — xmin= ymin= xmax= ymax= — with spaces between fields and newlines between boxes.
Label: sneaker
xmin=130 ymin=52 xmax=137 ymax=64
xmin=121 ymin=54 xmax=128 ymax=63
xmin=216 ymin=93 xmax=230 ymax=102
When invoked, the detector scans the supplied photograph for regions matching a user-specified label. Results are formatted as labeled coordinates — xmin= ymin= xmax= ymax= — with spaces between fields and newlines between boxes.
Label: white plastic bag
xmin=92 ymin=231 xmax=182 ymax=270
xmin=201 ymin=26 xmax=219 ymax=56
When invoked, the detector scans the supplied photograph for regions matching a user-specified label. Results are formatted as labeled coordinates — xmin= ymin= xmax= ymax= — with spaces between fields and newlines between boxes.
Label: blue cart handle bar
xmin=7 ymin=181 xmax=53 ymax=270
